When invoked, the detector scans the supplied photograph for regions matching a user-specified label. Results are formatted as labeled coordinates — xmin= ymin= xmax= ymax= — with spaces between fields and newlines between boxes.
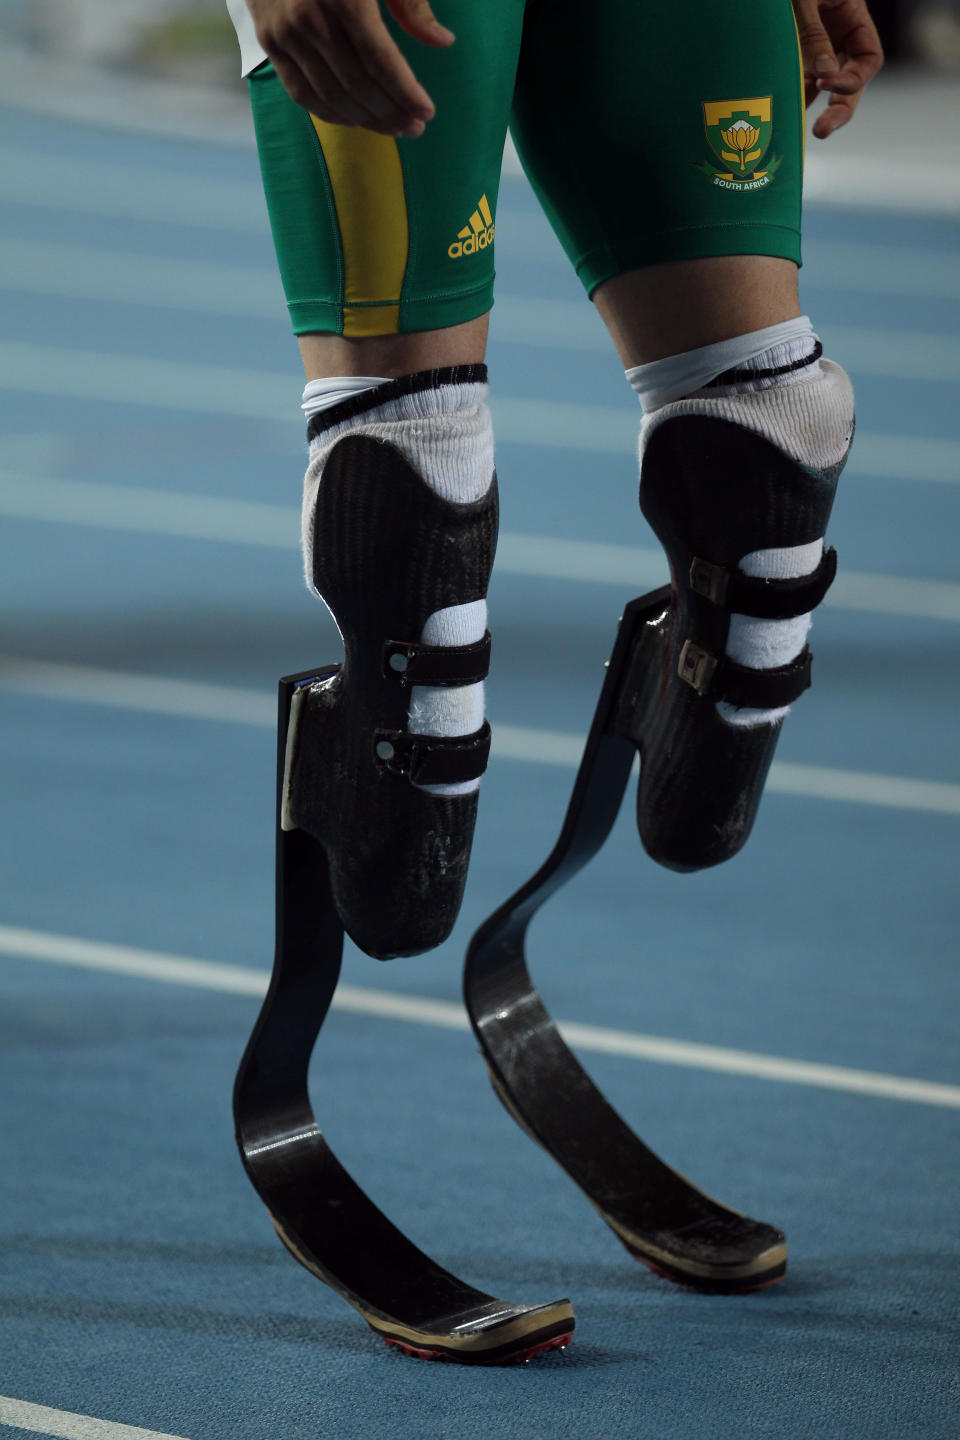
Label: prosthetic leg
xmin=464 ymin=407 xmax=847 ymax=1290
xmin=234 ymin=425 xmax=574 ymax=1364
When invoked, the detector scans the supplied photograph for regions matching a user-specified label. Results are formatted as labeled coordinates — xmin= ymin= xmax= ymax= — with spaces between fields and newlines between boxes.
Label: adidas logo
xmin=448 ymin=194 xmax=495 ymax=259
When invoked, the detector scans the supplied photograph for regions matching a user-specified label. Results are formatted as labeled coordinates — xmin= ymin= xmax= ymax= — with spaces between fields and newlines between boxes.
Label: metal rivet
xmin=388 ymin=651 xmax=408 ymax=672
xmin=375 ymin=740 xmax=395 ymax=761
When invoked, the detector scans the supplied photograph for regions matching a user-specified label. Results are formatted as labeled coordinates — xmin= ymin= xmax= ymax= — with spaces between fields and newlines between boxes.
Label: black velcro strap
xmin=716 ymin=648 xmax=812 ymax=709
xmin=374 ymin=722 xmax=492 ymax=786
xmin=678 ymin=641 xmax=812 ymax=708
xmin=383 ymin=632 xmax=491 ymax=687
xmin=689 ymin=547 xmax=837 ymax=619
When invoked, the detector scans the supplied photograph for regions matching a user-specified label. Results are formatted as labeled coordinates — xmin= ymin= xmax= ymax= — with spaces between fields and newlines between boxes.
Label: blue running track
xmin=0 ymin=100 xmax=957 ymax=1440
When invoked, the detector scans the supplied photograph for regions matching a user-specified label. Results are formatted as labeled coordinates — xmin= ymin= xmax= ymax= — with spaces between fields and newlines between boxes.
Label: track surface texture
xmin=0 ymin=60 xmax=958 ymax=1440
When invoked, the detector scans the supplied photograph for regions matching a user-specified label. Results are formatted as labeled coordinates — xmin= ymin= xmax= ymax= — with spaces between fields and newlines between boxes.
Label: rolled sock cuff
xmin=626 ymin=317 xmax=817 ymax=412
xmin=302 ymin=375 xmax=392 ymax=423
xmin=305 ymin=365 xmax=489 ymax=448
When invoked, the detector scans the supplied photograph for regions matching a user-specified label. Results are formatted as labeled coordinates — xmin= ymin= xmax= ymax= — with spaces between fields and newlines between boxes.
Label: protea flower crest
xmin=721 ymin=118 xmax=761 ymax=168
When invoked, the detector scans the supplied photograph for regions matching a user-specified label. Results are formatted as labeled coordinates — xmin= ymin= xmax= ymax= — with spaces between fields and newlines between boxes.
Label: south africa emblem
xmin=697 ymin=97 xmax=781 ymax=191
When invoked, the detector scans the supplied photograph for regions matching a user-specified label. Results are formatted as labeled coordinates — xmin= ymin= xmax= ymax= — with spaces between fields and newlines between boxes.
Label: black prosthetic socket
xmin=286 ymin=431 xmax=497 ymax=959
xmin=626 ymin=414 xmax=846 ymax=871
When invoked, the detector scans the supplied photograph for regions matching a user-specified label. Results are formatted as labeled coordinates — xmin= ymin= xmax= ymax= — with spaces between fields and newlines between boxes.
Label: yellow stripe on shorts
xmin=793 ymin=10 xmax=806 ymax=172
xmin=310 ymin=119 xmax=409 ymax=336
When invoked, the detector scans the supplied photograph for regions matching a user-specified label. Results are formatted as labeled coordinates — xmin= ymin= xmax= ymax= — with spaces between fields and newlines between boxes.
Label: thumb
xmin=383 ymin=0 xmax=456 ymax=46
xmin=792 ymin=0 xmax=840 ymax=79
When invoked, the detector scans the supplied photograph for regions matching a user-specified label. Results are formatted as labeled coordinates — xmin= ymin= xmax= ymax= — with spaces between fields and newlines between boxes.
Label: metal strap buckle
xmin=689 ymin=557 xmax=729 ymax=606
xmin=678 ymin=639 xmax=718 ymax=695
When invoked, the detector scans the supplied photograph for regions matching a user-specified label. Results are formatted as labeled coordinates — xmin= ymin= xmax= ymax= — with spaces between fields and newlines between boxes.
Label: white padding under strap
xmin=409 ymin=599 xmax=487 ymax=797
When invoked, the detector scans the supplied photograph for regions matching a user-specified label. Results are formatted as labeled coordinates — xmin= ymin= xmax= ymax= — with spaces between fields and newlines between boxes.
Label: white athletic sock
xmin=302 ymin=373 xmax=495 ymax=794
xmin=630 ymin=326 xmax=854 ymax=727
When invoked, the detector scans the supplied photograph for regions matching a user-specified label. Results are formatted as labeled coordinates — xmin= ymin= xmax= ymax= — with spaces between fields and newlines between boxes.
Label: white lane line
xmin=804 ymin=241 xmax=960 ymax=303
xmin=0 ymin=145 xmax=269 ymax=234
xmin=0 ymin=658 xmax=276 ymax=728
xmin=800 ymin=149 xmax=960 ymax=219
xmin=826 ymin=568 xmax=960 ymax=623
xmin=1 ymin=656 xmax=959 ymax=817
xmin=0 ymin=342 xmax=957 ymax=483
xmin=843 ymin=432 xmax=960 ymax=486
xmin=2 ymin=473 xmax=958 ymax=624
xmin=0 ymin=473 xmax=296 ymax=549
xmin=1 ymin=924 xmax=957 ymax=1110
xmin=501 ymin=214 xmax=960 ymax=300
xmin=0 ymin=342 xmax=291 ymax=423
xmin=490 ymin=297 xmax=960 ymax=383
xmin=767 ymin=761 xmax=960 ymax=815
xmin=0 ymin=1394 xmax=189 ymax=1440
xmin=2 ymin=235 xmax=958 ymax=384
xmin=0 ymin=236 xmax=287 ymax=320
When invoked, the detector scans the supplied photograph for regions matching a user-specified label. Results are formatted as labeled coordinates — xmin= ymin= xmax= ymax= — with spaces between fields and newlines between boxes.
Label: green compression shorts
xmin=247 ymin=0 xmax=805 ymax=339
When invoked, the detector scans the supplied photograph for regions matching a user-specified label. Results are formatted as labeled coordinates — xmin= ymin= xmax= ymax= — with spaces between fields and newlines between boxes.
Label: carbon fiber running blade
xmin=464 ymin=594 xmax=786 ymax=1293
xmin=233 ymin=671 xmax=574 ymax=1364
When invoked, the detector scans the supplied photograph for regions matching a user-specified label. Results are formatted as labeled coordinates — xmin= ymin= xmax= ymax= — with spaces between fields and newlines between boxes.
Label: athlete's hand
xmin=792 ymin=0 xmax=884 ymax=138
xmin=246 ymin=0 xmax=454 ymax=137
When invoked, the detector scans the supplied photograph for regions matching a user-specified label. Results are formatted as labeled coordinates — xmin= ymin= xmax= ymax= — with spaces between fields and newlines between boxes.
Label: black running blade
xmin=464 ymin=595 xmax=786 ymax=1293
xmin=232 ymin=671 xmax=574 ymax=1363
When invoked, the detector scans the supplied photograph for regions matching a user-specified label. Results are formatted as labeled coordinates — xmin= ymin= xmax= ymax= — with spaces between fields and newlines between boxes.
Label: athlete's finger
xmin=814 ymin=12 xmax=884 ymax=97
xmin=336 ymin=0 xmax=442 ymax=122
xmin=812 ymin=11 xmax=882 ymax=135
xmin=812 ymin=87 xmax=860 ymax=139
xmin=259 ymin=0 xmax=436 ymax=134
xmin=275 ymin=37 xmax=421 ymax=135
xmin=290 ymin=17 xmax=426 ymax=133
xmin=384 ymin=0 xmax=456 ymax=47
xmin=792 ymin=0 xmax=842 ymax=88
xmin=326 ymin=14 xmax=434 ymax=129
xmin=269 ymin=48 xmax=349 ymax=124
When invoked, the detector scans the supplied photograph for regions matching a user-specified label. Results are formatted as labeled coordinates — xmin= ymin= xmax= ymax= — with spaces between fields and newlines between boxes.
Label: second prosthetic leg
xmin=466 ymin=359 xmax=854 ymax=1289
xmin=632 ymin=358 xmax=854 ymax=869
